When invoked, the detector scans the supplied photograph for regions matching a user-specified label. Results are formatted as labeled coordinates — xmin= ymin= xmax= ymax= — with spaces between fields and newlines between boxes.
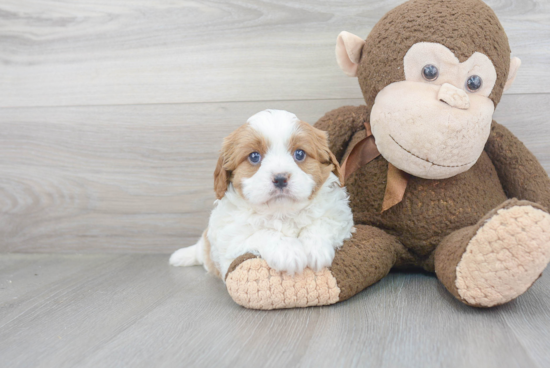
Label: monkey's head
xmin=336 ymin=0 xmax=521 ymax=179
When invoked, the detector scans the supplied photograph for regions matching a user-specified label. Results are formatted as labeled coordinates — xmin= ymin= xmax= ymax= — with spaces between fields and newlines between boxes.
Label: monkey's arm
xmin=314 ymin=105 xmax=370 ymax=162
xmin=485 ymin=121 xmax=550 ymax=209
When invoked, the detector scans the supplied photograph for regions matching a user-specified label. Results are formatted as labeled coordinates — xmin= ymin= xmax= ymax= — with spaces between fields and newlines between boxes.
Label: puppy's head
xmin=214 ymin=110 xmax=342 ymax=206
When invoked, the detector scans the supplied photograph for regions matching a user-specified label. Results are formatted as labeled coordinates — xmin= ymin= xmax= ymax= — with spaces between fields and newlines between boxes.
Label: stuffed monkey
xmin=224 ymin=0 xmax=550 ymax=309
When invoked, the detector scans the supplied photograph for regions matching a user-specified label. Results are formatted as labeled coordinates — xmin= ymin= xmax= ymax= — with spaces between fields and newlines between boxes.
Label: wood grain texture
xmin=1 ymin=254 xmax=550 ymax=368
xmin=1 ymin=0 xmax=549 ymax=108
xmin=2 ymin=2 xmax=549 ymax=365
xmin=0 ymin=99 xmax=361 ymax=253
xmin=1 ymin=94 xmax=548 ymax=253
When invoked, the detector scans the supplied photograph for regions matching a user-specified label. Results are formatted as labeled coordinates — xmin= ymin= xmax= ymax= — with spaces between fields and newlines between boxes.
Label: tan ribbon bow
xmin=340 ymin=122 xmax=410 ymax=212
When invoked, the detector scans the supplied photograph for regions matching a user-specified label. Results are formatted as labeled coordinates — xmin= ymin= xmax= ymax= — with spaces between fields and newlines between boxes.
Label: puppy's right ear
xmin=214 ymin=153 xmax=229 ymax=199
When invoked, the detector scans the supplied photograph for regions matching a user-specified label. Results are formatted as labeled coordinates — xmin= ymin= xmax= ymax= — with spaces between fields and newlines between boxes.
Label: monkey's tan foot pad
xmin=226 ymin=258 xmax=340 ymax=310
xmin=456 ymin=205 xmax=550 ymax=307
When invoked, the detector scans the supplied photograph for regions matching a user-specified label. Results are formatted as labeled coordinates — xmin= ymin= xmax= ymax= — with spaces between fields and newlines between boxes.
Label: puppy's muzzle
xmin=273 ymin=173 xmax=290 ymax=189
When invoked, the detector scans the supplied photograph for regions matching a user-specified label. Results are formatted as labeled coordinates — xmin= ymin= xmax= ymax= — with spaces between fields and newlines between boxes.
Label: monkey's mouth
xmin=389 ymin=135 xmax=474 ymax=168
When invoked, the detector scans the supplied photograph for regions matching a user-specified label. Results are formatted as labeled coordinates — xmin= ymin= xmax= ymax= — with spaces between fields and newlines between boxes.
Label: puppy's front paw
xmin=260 ymin=238 xmax=307 ymax=275
xmin=302 ymin=238 xmax=335 ymax=271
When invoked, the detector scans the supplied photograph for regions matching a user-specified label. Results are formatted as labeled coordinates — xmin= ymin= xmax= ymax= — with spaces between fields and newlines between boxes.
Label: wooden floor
xmin=1 ymin=253 xmax=549 ymax=368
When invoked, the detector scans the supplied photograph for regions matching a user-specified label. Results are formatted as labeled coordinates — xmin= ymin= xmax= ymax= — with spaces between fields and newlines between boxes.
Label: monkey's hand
xmin=314 ymin=105 xmax=370 ymax=163
xmin=485 ymin=120 xmax=550 ymax=209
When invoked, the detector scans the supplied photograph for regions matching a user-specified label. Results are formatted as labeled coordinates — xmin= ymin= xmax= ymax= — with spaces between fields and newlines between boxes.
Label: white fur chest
xmin=210 ymin=188 xmax=321 ymax=238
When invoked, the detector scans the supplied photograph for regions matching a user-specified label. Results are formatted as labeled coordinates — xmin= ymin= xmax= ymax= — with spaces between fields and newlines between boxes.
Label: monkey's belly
xmin=346 ymin=151 xmax=507 ymax=259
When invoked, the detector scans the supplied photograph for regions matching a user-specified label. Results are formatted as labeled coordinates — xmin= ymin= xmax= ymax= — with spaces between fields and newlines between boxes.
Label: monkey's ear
xmin=213 ymin=154 xmax=230 ymax=200
xmin=504 ymin=57 xmax=521 ymax=92
xmin=336 ymin=31 xmax=365 ymax=77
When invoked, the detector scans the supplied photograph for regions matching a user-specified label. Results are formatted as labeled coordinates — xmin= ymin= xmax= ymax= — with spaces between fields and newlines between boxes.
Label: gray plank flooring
xmin=1 ymin=253 xmax=549 ymax=368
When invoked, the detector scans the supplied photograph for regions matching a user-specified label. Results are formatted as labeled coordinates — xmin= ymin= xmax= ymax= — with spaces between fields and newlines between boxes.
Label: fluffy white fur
xmin=170 ymin=110 xmax=354 ymax=279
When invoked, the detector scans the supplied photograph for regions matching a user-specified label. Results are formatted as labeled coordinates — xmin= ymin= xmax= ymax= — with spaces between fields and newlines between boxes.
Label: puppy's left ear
xmin=316 ymin=128 xmax=344 ymax=186
xmin=327 ymin=149 xmax=344 ymax=186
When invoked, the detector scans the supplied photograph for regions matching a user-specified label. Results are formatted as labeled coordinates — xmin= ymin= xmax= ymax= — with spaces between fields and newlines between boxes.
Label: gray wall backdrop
xmin=1 ymin=0 xmax=549 ymax=253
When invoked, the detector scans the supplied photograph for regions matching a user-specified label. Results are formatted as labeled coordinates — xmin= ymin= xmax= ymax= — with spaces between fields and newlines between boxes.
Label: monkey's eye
xmin=293 ymin=149 xmax=306 ymax=162
xmin=466 ymin=75 xmax=483 ymax=92
xmin=421 ymin=64 xmax=439 ymax=81
xmin=248 ymin=152 xmax=262 ymax=165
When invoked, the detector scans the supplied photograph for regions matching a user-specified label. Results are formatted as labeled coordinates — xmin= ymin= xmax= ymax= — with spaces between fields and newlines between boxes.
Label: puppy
xmin=170 ymin=110 xmax=354 ymax=279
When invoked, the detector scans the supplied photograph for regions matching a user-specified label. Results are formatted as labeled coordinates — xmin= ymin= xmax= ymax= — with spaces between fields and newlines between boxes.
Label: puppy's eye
xmin=248 ymin=152 xmax=262 ymax=165
xmin=465 ymin=75 xmax=482 ymax=92
xmin=293 ymin=149 xmax=306 ymax=162
xmin=422 ymin=64 xmax=439 ymax=81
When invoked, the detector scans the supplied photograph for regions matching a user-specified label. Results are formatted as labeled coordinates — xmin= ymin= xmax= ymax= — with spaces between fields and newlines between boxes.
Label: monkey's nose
xmin=437 ymin=83 xmax=470 ymax=110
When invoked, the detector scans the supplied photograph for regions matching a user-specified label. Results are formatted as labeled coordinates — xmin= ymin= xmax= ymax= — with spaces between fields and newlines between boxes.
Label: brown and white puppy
xmin=170 ymin=110 xmax=354 ymax=278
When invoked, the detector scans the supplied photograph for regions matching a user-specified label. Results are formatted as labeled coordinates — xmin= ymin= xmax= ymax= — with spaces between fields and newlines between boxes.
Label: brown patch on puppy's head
xmin=214 ymin=124 xmax=268 ymax=199
xmin=290 ymin=121 xmax=344 ymax=196
xmin=357 ymin=0 xmax=511 ymax=108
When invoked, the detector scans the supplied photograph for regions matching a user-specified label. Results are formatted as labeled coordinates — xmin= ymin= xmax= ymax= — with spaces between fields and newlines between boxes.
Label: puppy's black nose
xmin=273 ymin=174 xmax=289 ymax=189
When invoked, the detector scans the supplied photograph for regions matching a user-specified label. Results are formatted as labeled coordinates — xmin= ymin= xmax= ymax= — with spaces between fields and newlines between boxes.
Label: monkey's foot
xmin=225 ymin=254 xmax=340 ymax=310
xmin=456 ymin=204 xmax=550 ymax=307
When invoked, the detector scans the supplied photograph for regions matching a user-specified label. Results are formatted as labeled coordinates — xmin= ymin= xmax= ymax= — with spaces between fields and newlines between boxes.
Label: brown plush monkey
xmin=225 ymin=0 xmax=550 ymax=309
